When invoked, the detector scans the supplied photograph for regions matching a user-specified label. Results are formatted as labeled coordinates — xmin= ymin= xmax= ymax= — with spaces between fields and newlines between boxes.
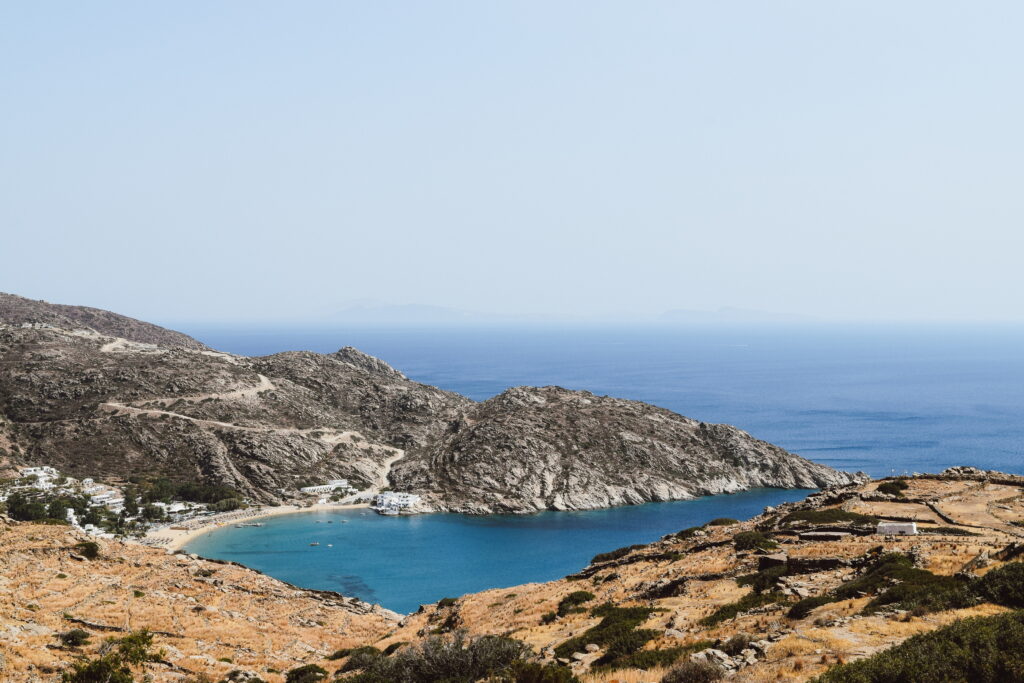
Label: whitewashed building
xmin=877 ymin=521 xmax=918 ymax=536
xmin=300 ymin=479 xmax=352 ymax=495
xmin=373 ymin=491 xmax=421 ymax=514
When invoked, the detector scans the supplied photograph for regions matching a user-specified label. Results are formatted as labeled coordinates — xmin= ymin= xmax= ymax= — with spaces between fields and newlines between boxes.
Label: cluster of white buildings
xmin=299 ymin=479 xmax=354 ymax=495
xmin=373 ymin=491 xmax=421 ymax=515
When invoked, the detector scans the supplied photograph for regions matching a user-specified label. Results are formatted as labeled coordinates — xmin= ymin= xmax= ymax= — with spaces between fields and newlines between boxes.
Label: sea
xmin=178 ymin=323 xmax=1024 ymax=613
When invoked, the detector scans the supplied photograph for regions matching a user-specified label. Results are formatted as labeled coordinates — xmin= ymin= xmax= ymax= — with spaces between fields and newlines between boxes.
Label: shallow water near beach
xmin=184 ymin=488 xmax=811 ymax=614
xmin=181 ymin=324 xmax=1024 ymax=612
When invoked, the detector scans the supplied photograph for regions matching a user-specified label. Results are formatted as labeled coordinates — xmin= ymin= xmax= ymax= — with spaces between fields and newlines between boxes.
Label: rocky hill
xmin=393 ymin=386 xmax=855 ymax=513
xmin=0 ymin=292 xmax=207 ymax=350
xmin=0 ymin=516 xmax=397 ymax=682
xmin=0 ymin=295 xmax=857 ymax=510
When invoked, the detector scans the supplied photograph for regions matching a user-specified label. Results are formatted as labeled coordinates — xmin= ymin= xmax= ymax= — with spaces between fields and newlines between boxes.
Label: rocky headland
xmin=0 ymin=292 xmax=858 ymax=511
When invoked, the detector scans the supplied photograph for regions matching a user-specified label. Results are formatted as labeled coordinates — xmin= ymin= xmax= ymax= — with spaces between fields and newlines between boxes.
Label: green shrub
xmin=383 ymin=641 xmax=407 ymax=655
xmin=61 ymin=655 xmax=133 ymax=683
xmin=975 ymin=561 xmax=1024 ymax=608
xmin=733 ymin=531 xmax=776 ymax=551
xmin=591 ymin=544 xmax=646 ymax=564
xmin=875 ymin=479 xmax=910 ymax=497
xmin=540 ymin=612 xmax=557 ymax=625
xmin=736 ymin=565 xmax=786 ymax=593
xmin=660 ymin=660 xmax=724 ymax=683
xmin=284 ymin=664 xmax=327 ymax=683
xmin=780 ymin=509 xmax=878 ymax=527
xmin=596 ymin=640 xmax=713 ymax=672
xmin=706 ymin=518 xmax=739 ymax=526
xmin=700 ymin=591 xmax=787 ymax=626
xmin=787 ymin=595 xmax=832 ymax=620
xmin=554 ymin=604 xmax=656 ymax=659
xmin=74 ymin=541 xmax=100 ymax=559
xmin=338 ymin=646 xmax=383 ymax=672
xmin=437 ymin=597 xmax=458 ymax=608
xmin=61 ymin=630 xmax=162 ymax=683
xmin=720 ymin=634 xmax=754 ymax=656
xmin=345 ymin=632 xmax=532 ymax=683
xmin=557 ymin=591 xmax=595 ymax=616
xmin=494 ymin=661 xmax=580 ymax=682
xmin=59 ymin=628 xmax=91 ymax=647
xmin=672 ymin=526 xmax=706 ymax=540
xmin=812 ymin=610 xmax=1024 ymax=683
xmin=326 ymin=647 xmax=351 ymax=660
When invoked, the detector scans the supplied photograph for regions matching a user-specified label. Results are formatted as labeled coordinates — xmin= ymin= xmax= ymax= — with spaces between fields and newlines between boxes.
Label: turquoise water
xmin=184 ymin=488 xmax=812 ymax=614
xmin=179 ymin=324 xmax=1024 ymax=612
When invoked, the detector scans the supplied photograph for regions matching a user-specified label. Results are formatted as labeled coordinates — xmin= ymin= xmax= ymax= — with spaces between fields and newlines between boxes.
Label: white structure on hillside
xmin=373 ymin=491 xmax=421 ymax=514
xmin=300 ymin=479 xmax=353 ymax=495
xmin=877 ymin=521 xmax=918 ymax=536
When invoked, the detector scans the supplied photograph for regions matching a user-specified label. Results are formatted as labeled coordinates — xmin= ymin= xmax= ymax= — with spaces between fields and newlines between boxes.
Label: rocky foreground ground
xmin=3 ymin=469 xmax=1024 ymax=682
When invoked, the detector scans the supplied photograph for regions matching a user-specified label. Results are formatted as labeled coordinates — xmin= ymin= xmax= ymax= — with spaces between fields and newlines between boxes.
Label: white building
xmin=21 ymin=466 xmax=58 ymax=479
xmin=877 ymin=521 xmax=918 ymax=536
xmin=373 ymin=491 xmax=421 ymax=513
xmin=300 ymin=479 xmax=352 ymax=495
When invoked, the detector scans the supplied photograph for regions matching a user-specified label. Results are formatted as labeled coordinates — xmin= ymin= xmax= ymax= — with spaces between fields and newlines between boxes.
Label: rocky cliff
xmin=0 ymin=296 xmax=858 ymax=510
xmin=392 ymin=385 xmax=857 ymax=513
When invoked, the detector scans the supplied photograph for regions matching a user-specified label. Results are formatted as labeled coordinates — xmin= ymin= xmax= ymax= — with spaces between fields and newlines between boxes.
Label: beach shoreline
xmin=138 ymin=502 xmax=372 ymax=551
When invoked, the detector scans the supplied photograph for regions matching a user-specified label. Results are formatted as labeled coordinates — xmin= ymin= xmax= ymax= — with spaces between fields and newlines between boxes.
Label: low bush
xmin=554 ymin=604 xmax=656 ymax=660
xmin=494 ymin=661 xmax=580 ymax=682
xmin=61 ymin=655 xmax=133 ymax=683
xmin=736 ymin=565 xmax=786 ymax=593
xmin=591 ymin=544 xmax=646 ymax=564
xmin=345 ymin=632 xmax=535 ymax=683
xmin=73 ymin=541 xmax=100 ymax=559
xmin=875 ymin=479 xmax=910 ymax=497
xmin=733 ymin=531 xmax=776 ymax=551
xmin=540 ymin=612 xmax=556 ymax=625
xmin=780 ymin=509 xmax=878 ymax=527
xmin=812 ymin=610 xmax=1024 ymax=682
xmin=720 ymin=634 xmax=754 ymax=656
xmin=338 ymin=646 xmax=383 ymax=672
xmin=557 ymin=591 xmax=595 ymax=616
xmin=383 ymin=641 xmax=407 ymax=656
xmin=975 ymin=561 xmax=1024 ymax=608
xmin=58 ymin=629 xmax=91 ymax=647
xmin=700 ymin=591 xmax=787 ymax=626
xmin=787 ymin=595 xmax=832 ymax=620
xmin=706 ymin=518 xmax=739 ymax=526
xmin=284 ymin=664 xmax=327 ymax=683
xmin=437 ymin=597 xmax=458 ymax=608
xmin=672 ymin=526 xmax=706 ymax=540
xmin=61 ymin=630 xmax=162 ymax=683
xmin=660 ymin=660 xmax=724 ymax=683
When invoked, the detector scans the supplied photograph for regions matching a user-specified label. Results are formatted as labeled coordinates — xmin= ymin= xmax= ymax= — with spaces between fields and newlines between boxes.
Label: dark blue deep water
xmin=178 ymin=324 xmax=1024 ymax=612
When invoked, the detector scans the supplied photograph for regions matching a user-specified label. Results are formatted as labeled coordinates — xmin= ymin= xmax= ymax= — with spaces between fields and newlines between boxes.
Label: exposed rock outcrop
xmin=393 ymin=386 xmax=859 ymax=513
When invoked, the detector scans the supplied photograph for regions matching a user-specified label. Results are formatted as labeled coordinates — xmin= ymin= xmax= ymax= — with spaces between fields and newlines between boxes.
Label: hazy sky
xmin=3 ymin=2 xmax=1022 ymax=324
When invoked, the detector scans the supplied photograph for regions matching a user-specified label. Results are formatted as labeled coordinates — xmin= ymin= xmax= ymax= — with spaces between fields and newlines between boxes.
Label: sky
xmin=2 ymin=2 xmax=1023 ymax=324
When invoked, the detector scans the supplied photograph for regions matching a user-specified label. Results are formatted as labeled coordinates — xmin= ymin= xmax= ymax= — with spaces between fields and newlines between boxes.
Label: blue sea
xmin=179 ymin=324 xmax=1024 ymax=612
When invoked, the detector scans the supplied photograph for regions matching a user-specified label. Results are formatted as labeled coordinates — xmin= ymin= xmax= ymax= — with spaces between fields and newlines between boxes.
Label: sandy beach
xmin=138 ymin=502 xmax=372 ymax=551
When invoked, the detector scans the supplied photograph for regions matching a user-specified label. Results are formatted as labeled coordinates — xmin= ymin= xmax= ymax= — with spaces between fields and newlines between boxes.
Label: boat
xmin=309 ymin=542 xmax=320 ymax=546
xmin=234 ymin=522 xmax=265 ymax=528
xmin=327 ymin=544 xmax=333 ymax=547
